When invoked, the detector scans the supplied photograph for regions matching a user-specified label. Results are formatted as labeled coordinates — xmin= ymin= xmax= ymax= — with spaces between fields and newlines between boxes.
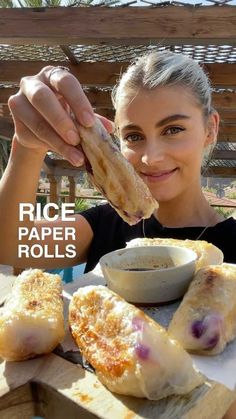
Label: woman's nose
xmin=141 ymin=140 xmax=165 ymax=165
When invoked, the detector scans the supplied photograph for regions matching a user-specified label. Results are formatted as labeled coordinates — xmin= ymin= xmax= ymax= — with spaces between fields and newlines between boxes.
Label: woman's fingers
xmin=42 ymin=66 xmax=96 ymax=127
xmin=11 ymin=66 xmax=115 ymax=164
xmin=13 ymin=117 xmax=48 ymax=152
xmin=9 ymin=97 xmax=84 ymax=167
xmin=19 ymin=78 xmax=82 ymax=147
xmin=41 ymin=67 xmax=115 ymax=133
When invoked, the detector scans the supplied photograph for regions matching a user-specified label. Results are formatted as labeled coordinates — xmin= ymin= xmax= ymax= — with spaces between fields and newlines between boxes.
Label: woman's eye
xmin=123 ymin=133 xmax=143 ymax=143
xmin=164 ymin=126 xmax=184 ymax=135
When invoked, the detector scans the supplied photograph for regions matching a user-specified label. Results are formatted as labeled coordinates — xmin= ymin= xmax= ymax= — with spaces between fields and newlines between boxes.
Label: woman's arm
xmin=0 ymin=139 xmax=94 ymax=269
xmin=0 ymin=66 xmax=113 ymax=269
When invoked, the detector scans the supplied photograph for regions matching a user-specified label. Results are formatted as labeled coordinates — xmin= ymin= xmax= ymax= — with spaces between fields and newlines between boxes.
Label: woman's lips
xmin=140 ymin=168 xmax=178 ymax=182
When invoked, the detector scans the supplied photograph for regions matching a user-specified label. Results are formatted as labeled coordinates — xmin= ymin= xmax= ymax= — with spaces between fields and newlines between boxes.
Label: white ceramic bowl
xmin=99 ymin=245 xmax=197 ymax=304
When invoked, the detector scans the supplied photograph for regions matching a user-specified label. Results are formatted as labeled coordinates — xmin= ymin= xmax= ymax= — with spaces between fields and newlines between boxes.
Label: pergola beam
xmin=0 ymin=61 xmax=125 ymax=87
xmin=203 ymin=167 xmax=236 ymax=177
xmin=1 ymin=61 xmax=236 ymax=88
xmin=212 ymin=150 xmax=236 ymax=160
xmin=0 ymin=7 xmax=236 ymax=46
xmin=212 ymin=93 xmax=236 ymax=110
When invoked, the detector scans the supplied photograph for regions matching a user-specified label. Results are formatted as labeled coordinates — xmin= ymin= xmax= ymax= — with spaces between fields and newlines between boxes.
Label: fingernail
xmin=70 ymin=150 xmax=84 ymax=166
xmin=67 ymin=130 xmax=80 ymax=145
xmin=82 ymin=111 xmax=95 ymax=127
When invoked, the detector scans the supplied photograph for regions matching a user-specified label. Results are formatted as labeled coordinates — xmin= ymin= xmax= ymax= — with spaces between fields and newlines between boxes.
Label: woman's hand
xmin=8 ymin=66 xmax=114 ymax=166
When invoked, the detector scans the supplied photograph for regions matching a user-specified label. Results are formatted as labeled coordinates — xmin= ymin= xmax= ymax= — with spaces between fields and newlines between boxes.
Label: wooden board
xmin=0 ymin=7 xmax=236 ymax=46
xmin=0 ymin=353 xmax=235 ymax=419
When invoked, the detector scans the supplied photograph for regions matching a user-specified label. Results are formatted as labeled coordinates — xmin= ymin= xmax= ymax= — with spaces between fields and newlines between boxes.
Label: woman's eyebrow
xmin=120 ymin=114 xmax=191 ymax=133
xmin=156 ymin=114 xmax=191 ymax=127
xmin=120 ymin=124 xmax=142 ymax=133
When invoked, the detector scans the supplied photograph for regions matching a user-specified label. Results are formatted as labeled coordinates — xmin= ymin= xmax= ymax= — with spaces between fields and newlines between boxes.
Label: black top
xmin=80 ymin=203 xmax=236 ymax=273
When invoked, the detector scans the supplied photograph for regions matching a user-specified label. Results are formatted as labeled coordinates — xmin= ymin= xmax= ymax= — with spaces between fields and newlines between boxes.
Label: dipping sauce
xmin=100 ymin=245 xmax=197 ymax=303
xmin=113 ymin=258 xmax=175 ymax=271
xmin=123 ymin=265 xmax=172 ymax=271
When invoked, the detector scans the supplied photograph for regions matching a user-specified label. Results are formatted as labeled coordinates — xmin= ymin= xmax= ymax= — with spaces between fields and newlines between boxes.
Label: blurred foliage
xmin=0 ymin=0 xmax=14 ymax=6
xmin=0 ymin=138 xmax=11 ymax=178
xmin=0 ymin=0 xmax=120 ymax=7
xmin=215 ymin=206 xmax=235 ymax=219
xmin=75 ymin=198 xmax=90 ymax=212
xmin=203 ymin=187 xmax=217 ymax=194
xmin=36 ymin=194 xmax=47 ymax=208
xmin=93 ymin=190 xmax=102 ymax=197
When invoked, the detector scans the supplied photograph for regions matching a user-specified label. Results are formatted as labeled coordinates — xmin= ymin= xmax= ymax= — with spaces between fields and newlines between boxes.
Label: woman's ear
xmin=204 ymin=110 xmax=220 ymax=147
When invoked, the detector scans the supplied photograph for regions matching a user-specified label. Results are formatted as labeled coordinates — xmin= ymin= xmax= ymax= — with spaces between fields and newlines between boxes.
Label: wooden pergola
xmin=0 ymin=4 xmax=236 ymax=204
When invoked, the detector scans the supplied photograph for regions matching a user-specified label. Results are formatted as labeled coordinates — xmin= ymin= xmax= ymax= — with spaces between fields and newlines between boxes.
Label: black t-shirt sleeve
xmin=79 ymin=205 xmax=101 ymax=234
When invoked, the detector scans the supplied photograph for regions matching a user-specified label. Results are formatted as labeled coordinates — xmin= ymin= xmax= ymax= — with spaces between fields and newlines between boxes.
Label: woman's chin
xmin=148 ymin=187 xmax=179 ymax=203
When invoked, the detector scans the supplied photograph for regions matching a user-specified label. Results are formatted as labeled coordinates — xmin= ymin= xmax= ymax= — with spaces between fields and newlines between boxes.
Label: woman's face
xmin=116 ymin=85 xmax=216 ymax=203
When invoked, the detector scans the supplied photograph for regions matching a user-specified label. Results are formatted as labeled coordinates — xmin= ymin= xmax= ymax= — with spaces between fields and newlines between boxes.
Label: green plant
xmin=93 ymin=190 xmax=102 ymax=197
xmin=75 ymin=198 xmax=90 ymax=212
xmin=36 ymin=194 xmax=47 ymax=209
xmin=227 ymin=192 xmax=236 ymax=199
xmin=0 ymin=0 xmax=120 ymax=7
xmin=203 ymin=187 xmax=217 ymax=194
xmin=214 ymin=206 xmax=235 ymax=219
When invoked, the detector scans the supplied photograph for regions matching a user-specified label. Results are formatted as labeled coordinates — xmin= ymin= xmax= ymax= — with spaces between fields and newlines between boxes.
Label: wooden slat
xmin=0 ymin=105 xmax=12 ymax=119
xmin=0 ymin=7 xmax=236 ymax=46
xmin=0 ymin=87 xmax=109 ymax=106
xmin=220 ymin=124 xmax=236 ymax=136
xmin=203 ymin=166 xmax=236 ymax=177
xmin=212 ymin=150 xmax=236 ymax=160
xmin=1 ymin=61 xmax=236 ymax=88
xmin=203 ymin=64 xmax=236 ymax=88
xmin=212 ymin=92 xmax=236 ymax=110
xmin=220 ymin=110 xmax=236 ymax=122
xmin=0 ymin=61 xmax=126 ymax=87
xmin=0 ymin=88 xmax=16 ymax=104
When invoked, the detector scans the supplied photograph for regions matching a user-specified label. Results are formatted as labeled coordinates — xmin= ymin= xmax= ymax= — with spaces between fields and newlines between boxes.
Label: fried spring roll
xmin=69 ymin=285 xmax=203 ymax=400
xmin=168 ymin=264 xmax=236 ymax=355
xmin=126 ymin=238 xmax=223 ymax=270
xmin=77 ymin=118 xmax=158 ymax=225
xmin=0 ymin=269 xmax=65 ymax=361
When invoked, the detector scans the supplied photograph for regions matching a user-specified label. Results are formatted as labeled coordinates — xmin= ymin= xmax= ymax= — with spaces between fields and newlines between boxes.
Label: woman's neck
xmin=154 ymin=188 xmax=224 ymax=228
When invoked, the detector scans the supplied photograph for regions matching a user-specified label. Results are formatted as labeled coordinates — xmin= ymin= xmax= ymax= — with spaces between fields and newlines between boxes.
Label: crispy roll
xmin=126 ymin=238 xmax=223 ymax=270
xmin=69 ymin=285 xmax=203 ymax=400
xmin=0 ymin=269 xmax=65 ymax=361
xmin=168 ymin=264 xmax=236 ymax=355
xmin=77 ymin=118 xmax=158 ymax=225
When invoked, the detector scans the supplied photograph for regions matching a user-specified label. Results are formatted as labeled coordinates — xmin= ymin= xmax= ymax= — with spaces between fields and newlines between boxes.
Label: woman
xmin=0 ymin=51 xmax=235 ymax=271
